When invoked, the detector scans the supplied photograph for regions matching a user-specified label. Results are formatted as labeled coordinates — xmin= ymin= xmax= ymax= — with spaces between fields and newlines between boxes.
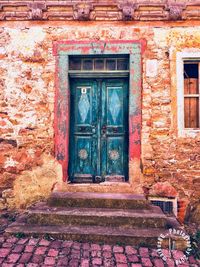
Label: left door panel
xmin=69 ymin=79 xmax=97 ymax=182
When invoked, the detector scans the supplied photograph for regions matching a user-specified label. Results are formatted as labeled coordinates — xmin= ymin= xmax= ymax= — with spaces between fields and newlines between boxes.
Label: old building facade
xmin=0 ymin=0 xmax=200 ymax=224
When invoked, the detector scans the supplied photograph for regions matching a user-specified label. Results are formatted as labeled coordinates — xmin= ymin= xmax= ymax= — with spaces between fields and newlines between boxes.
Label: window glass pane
xmin=94 ymin=59 xmax=104 ymax=70
xmin=106 ymin=59 xmax=116 ymax=70
xmin=184 ymin=97 xmax=199 ymax=128
xmin=184 ymin=63 xmax=198 ymax=79
xmin=82 ymin=59 xmax=93 ymax=70
xmin=117 ymin=59 xmax=129 ymax=70
xmin=69 ymin=58 xmax=81 ymax=70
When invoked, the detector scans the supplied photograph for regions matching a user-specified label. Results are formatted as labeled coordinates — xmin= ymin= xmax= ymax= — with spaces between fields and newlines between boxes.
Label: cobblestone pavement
xmin=0 ymin=236 xmax=199 ymax=267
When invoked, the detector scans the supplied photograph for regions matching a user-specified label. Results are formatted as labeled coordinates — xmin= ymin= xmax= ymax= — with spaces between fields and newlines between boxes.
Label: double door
xmin=69 ymin=78 xmax=128 ymax=182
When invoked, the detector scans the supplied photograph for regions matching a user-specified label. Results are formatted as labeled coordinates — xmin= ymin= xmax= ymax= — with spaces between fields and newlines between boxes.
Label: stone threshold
xmin=53 ymin=181 xmax=138 ymax=194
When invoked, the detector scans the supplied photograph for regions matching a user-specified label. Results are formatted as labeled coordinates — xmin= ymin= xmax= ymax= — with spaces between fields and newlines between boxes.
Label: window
xmin=148 ymin=197 xmax=178 ymax=216
xmin=184 ymin=63 xmax=199 ymax=128
xmin=69 ymin=56 xmax=129 ymax=72
xmin=176 ymin=52 xmax=200 ymax=136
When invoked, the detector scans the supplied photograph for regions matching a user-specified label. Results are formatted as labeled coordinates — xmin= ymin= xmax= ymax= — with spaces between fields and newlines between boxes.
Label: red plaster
xmin=129 ymin=115 xmax=141 ymax=160
xmin=82 ymin=46 xmax=90 ymax=54
xmin=65 ymin=90 xmax=70 ymax=182
xmin=53 ymin=40 xmax=144 ymax=56
xmin=54 ymin=55 xmax=59 ymax=160
xmin=54 ymin=56 xmax=69 ymax=181
xmin=140 ymin=38 xmax=147 ymax=54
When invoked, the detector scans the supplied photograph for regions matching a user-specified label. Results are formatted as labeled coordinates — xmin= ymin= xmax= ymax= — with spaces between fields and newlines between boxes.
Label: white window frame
xmin=176 ymin=52 xmax=200 ymax=137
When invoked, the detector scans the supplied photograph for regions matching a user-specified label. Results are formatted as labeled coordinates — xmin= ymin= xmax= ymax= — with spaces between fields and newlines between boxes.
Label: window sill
xmin=179 ymin=129 xmax=200 ymax=137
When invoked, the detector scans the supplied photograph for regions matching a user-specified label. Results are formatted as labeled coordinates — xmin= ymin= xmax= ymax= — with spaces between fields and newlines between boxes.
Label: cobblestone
xmin=0 ymin=236 xmax=199 ymax=266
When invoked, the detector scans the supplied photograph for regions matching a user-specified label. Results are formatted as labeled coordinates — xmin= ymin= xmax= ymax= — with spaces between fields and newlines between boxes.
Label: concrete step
xmin=27 ymin=203 xmax=167 ymax=228
xmin=5 ymin=223 xmax=173 ymax=247
xmin=48 ymin=192 xmax=150 ymax=210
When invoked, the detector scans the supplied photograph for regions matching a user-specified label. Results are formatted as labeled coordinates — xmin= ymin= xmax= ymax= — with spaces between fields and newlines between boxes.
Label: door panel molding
xmin=54 ymin=40 xmax=144 ymax=183
xmin=101 ymin=79 xmax=128 ymax=180
xmin=69 ymin=79 xmax=97 ymax=182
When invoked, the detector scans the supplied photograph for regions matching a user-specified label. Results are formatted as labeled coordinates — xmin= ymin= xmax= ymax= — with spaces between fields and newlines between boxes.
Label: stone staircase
xmin=6 ymin=192 xmax=180 ymax=247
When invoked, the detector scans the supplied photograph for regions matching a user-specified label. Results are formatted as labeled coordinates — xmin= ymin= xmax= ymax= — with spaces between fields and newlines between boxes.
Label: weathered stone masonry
xmin=0 ymin=0 xmax=200 ymax=224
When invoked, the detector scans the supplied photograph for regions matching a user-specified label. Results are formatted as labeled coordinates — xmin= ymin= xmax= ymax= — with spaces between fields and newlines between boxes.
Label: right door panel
xmin=101 ymin=79 xmax=128 ymax=180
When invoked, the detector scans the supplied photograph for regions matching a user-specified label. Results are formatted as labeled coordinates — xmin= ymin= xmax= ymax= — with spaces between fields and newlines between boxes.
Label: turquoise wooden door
xmin=69 ymin=78 xmax=128 ymax=182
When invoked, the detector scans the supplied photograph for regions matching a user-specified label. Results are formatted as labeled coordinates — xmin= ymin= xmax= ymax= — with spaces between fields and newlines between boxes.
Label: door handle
xmin=113 ymin=127 xmax=118 ymax=133
xmin=102 ymin=125 xmax=107 ymax=134
xmin=80 ymin=126 xmax=86 ymax=132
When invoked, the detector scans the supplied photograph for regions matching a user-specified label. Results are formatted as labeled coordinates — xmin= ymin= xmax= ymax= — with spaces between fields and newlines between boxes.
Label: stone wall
xmin=0 ymin=21 xmax=200 ymax=223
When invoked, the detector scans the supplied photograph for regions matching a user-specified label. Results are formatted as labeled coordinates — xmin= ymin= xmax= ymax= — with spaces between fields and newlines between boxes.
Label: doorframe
xmin=53 ymin=40 xmax=145 ymax=184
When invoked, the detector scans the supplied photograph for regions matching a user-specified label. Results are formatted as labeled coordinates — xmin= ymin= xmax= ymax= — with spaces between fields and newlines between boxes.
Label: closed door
xmin=69 ymin=78 xmax=128 ymax=183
